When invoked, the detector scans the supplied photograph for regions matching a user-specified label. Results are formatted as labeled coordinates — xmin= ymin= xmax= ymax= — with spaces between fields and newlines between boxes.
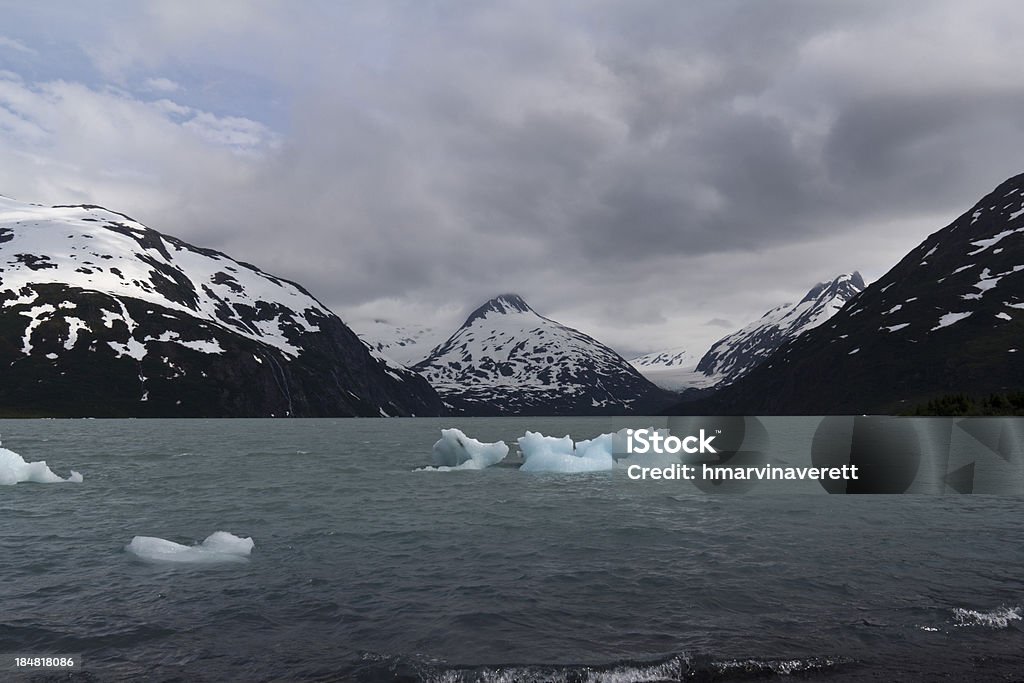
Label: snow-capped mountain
xmin=0 ymin=195 xmax=443 ymax=417
xmin=413 ymin=294 xmax=675 ymax=415
xmin=628 ymin=346 xmax=711 ymax=391
xmin=692 ymin=272 xmax=865 ymax=386
xmin=687 ymin=173 xmax=1024 ymax=414
xmin=355 ymin=319 xmax=446 ymax=366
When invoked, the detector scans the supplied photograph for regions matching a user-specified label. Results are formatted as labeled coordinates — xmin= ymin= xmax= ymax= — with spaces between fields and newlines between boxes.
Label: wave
xmin=952 ymin=605 xmax=1021 ymax=629
xmin=348 ymin=652 xmax=852 ymax=682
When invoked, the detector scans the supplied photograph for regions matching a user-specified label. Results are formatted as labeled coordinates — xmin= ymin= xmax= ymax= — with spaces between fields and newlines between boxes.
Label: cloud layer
xmin=2 ymin=1 xmax=1024 ymax=356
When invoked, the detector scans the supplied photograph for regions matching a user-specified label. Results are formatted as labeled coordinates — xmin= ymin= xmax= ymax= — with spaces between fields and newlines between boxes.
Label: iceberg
xmin=426 ymin=428 xmax=509 ymax=470
xmin=0 ymin=438 xmax=83 ymax=485
xmin=518 ymin=431 xmax=615 ymax=473
xmin=125 ymin=531 xmax=255 ymax=565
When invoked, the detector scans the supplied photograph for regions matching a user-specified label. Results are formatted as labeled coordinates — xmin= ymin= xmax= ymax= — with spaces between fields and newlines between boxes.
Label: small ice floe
xmin=517 ymin=431 xmax=614 ymax=473
xmin=125 ymin=531 xmax=255 ymax=565
xmin=420 ymin=428 xmax=509 ymax=471
xmin=0 ymin=437 xmax=83 ymax=485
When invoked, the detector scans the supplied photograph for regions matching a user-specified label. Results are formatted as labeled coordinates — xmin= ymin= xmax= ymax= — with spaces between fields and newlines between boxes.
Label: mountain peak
xmin=491 ymin=293 xmax=531 ymax=311
xmin=687 ymin=171 xmax=1024 ymax=414
xmin=799 ymin=272 xmax=865 ymax=305
xmin=414 ymin=294 xmax=673 ymax=415
xmin=695 ymin=271 xmax=864 ymax=385
xmin=465 ymin=293 xmax=534 ymax=323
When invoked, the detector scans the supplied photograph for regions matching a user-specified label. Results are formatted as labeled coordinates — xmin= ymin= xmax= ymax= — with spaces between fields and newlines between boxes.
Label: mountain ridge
xmin=0 ymin=196 xmax=444 ymax=417
xmin=632 ymin=273 xmax=863 ymax=392
xmin=681 ymin=173 xmax=1024 ymax=414
xmin=693 ymin=272 xmax=865 ymax=386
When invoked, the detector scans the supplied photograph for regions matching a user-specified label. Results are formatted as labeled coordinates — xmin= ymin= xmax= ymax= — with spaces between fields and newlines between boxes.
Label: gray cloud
xmin=2 ymin=1 xmax=1024 ymax=355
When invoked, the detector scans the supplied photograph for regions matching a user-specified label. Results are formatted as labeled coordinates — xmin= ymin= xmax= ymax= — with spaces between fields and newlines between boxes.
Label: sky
xmin=2 ymin=1 xmax=1024 ymax=358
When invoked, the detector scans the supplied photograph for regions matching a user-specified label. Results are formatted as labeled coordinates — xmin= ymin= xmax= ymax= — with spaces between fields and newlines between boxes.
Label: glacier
xmin=0 ymin=438 xmax=83 ymax=485
xmin=125 ymin=531 xmax=255 ymax=564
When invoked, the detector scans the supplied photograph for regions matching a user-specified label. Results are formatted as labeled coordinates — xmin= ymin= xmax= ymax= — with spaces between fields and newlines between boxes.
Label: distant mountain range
xmin=6 ymin=169 xmax=1024 ymax=418
xmin=0 ymin=196 xmax=442 ymax=417
xmin=355 ymin=319 xmax=446 ymax=366
xmin=680 ymin=173 xmax=1024 ymax=414
xmin=631 ymin=273 xmax=864 ymax=391
xmin=413 ymin=294 xmax=675 ymax=415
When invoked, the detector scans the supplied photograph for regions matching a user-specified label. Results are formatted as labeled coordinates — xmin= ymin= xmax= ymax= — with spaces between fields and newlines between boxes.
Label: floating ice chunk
xmin=575 ymin=433 xmax=615 ymax=460
xmin=125 ymin=531 xmax=255 ymax=564
xmin=518 ymin=431 xmax=614 ymax=473
xmin=197 ymin=531 xmax=255 ymax=555
xmin=518 ymin=431 xmax=574 ymax=457
xmin=429 ymin=428 xmax=508 ymax=469
xmin=0 ymin=440 xmax=83 ymax=485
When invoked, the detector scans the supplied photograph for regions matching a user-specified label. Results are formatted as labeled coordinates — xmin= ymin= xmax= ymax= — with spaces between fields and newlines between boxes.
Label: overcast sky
xmin=2 ymin=1 xmax=1024 ymax=358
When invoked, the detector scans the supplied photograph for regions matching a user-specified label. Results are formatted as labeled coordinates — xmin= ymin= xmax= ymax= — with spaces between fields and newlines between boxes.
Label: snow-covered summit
xmin=0 ymin=195 xmax=442 ymax=417
xmin=413 ymin=293 xmax=673 ymax=415
xmin=693 ymin=272 xmax=865 ymax=386
xmin=465 ymin=293 xmax=533 ymax=320
xmin=0 ymin=196 xmax=332 ymax=358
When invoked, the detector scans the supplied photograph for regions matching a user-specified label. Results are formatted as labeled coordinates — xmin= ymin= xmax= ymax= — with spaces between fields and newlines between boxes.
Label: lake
xmin=1 ymin=417 xmax=1021 ymax=681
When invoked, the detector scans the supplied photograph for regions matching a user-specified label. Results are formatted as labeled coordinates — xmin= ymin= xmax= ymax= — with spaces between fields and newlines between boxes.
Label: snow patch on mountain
xmin=628 ymin=346 xmax=721 ymax=391
xmin=629 ymin=345 xmax=698 ymax=369
xmin=354 ymin=319 xmax=447 ymax=366
xmin=628 ymin=346 xmax=705 ymax=391
xmin=693 ymin=273 xmax=865 ymax=387
xmin=0 ymin=196 xmax=329 ymax=361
